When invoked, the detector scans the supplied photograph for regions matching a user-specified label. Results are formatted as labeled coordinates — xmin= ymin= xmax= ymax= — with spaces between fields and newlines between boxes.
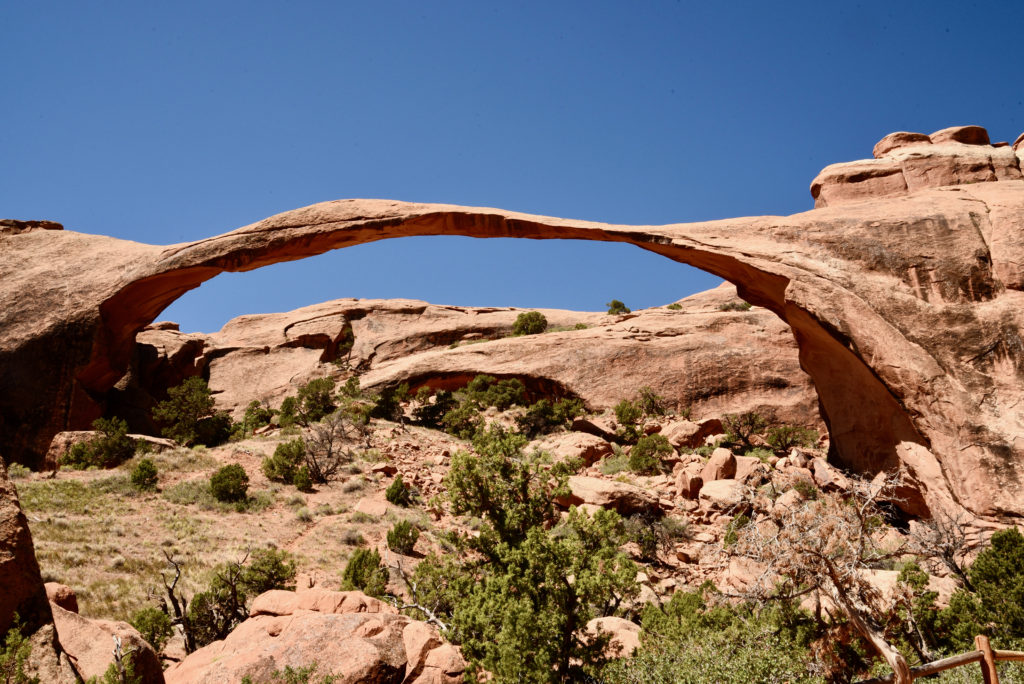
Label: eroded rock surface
xmin=2 ymin=125 xmax=1024 ymax=520
xmin=122 ymin=284 xmax=818 ymax=432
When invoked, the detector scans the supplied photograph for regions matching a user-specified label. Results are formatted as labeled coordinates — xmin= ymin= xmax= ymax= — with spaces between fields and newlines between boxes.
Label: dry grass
xmin=16 ymin=430 xmax=450 ymax=624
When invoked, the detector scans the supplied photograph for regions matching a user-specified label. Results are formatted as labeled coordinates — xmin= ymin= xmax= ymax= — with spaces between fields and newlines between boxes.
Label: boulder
xmin=534 ymin=432 xmax=613 ymax=467
xmin=698 ymin=480 xmax=746 ymax=511
xmin=660 ymin=418 xmax=724 ymax=450
xmin=557 ymin=476 xmax=664 ymax=516
xmin=166 ymin=590 xmax=463 ymax=684
xmin=675 ymin=468 xmax=703 ymax=500
xmin=44 ymin=583 xmax=78 ymax=613
xmin=50 ymin=603 xmax=164 ymax=683
xmin=700 ymin=448 xmax=736 ymax=482
xmin=585 ymin=616 xmax=641 ymax=658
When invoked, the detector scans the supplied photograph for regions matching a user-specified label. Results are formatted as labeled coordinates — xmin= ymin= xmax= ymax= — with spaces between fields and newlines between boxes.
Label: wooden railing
xmin=857 ymin=636 xmax=1024 ymax=684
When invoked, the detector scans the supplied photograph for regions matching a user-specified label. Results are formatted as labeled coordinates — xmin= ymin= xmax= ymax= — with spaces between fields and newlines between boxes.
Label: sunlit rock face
xmin=2 ymin=124 xmax=1023 ymax=519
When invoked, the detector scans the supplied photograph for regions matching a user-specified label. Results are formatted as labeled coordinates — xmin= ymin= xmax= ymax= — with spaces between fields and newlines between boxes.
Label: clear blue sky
xmin=3 ymin=1 xmax=1022 ymax=332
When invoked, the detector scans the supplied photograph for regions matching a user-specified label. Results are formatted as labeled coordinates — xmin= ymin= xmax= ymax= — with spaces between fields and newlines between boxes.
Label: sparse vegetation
xmin=130 ymin=606 xmax=173 ymax=651
xmin=666 ymin=302 xmax=683 ymax=310
xmin=341 ymin=548 xmax=387 ymax=597
xmin=386 ymin=520 xmax=419 ymax=554
xmin=61 ymin=417 xmax=136 ymax=469
xmin=606 ymin=299 xmax=631 ymax=315
xmin=129 ymin=458 xmax=158 ymax=490
xmin=385 ymin=473 xmax=414 ymax=506
xmin=0 ymin=617 xmax=38 ymax=684
xmin=152 ymin=377 xmax=233 ymax=447
xmin=718 ymin=300 xmax=753 ymax=312
xmin=512 ymin=311 xmax=548 ymax=336
xmin=628 ymin=433 xmax=673 ymax=474
xmin=209 ymin=464 xmax=249 ymax=503
xmin=722 ymin=410 xmax=769 ymax=451
xmin=766 ymin=425 xmax=819 ymax=452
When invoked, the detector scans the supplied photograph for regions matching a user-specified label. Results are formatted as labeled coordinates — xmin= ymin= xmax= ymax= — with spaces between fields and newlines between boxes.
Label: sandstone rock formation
xmin=50 ymin=603 xmax=164 ymax=683
xmin=0 ymin=460 xmax=51 ymax=636
xmin=2 ymin=124 xmax=1024 ymax=521
xmin=119 ymin=284 xmax=818 ymax=434
xmin=164 ymin=589 xmax=464 ymax=684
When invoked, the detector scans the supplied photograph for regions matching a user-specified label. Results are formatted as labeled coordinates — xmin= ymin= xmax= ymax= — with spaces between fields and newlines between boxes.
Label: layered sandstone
xmin=2 ymin=124 xmax=1023 ymax=521
xmin=120 ymin=284 xmax=819 ymax=432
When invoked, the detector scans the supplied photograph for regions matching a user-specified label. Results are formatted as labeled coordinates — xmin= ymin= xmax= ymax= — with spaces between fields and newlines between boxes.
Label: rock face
xmin=0 ymin=460 xmax=51 ymax=636
xmin=121 ymin=284 xmax=818 ymax=432
xmin=164 ymin=589 xmax=463 ymax=684
xmin=50 ymin=603 xmax=164 ymax=683
xmin=2 ymin=125 xmax=1024 ymax=519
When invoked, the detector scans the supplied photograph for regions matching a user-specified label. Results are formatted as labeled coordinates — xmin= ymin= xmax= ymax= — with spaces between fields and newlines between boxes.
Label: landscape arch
xmin=4 ymin=180 xmax=1024 ymax=518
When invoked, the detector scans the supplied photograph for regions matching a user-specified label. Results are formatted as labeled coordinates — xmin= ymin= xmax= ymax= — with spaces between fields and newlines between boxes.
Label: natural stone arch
xmin=4 ymin=127 xmax=1024 ymax=519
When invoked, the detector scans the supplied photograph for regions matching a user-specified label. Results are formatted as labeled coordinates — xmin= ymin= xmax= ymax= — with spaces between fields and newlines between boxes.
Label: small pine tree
xmin=385 ymin=474 xmax=413 ymax=506
xmin=387 ymin=520 xmax=420 ymax=555
xmin=341 ymin=548 xmax=388 ymax=597
xmin=130 ymin=458 xmax=158 ymax=490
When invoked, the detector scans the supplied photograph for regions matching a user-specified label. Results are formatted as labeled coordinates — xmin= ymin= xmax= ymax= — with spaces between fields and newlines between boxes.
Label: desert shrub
xmin=637 ymin=386 xmax=667 ymax=417
xmin=341 ymin=529 xmax=365 ymax=546
xmin=0 ymin=617 xmax=38 ymax=684
xmin=745 ymin=446 xmax=775 ymax=462
xmin=242 ymin=664 xmax=339 ymax=684
xmin=240 ymin=400 xmax=274 ymax=437
xmin=412 ymin=389 xmax=457 ymax=428
xmin=441 ymin=403 xmax=483 ymax=440
xmin=210 ymin=464 xmax=249 ymax=503
xmin=341 ymin=548 xmax=388 ymax=597
xmin=723 ymin=514 xmax=750 ymax=547
xmin=515 ymin=398 xmax=583 ymax=438
xmin=387 ymin=520 xmax=420 ymax=554
xmin=623 ymin=512 xmax=689 ymax=561
xmin=666 ymin=302 xmax=683 ymax=310
xmin=263 ymin=439 xmax=305 ymax=483
xmin=614 ymin=399 xmax=644 ymax=442
xmin=153 ymin=376 xmax=230 ymax=446
xmin=61 ymin=416 xmax=136 ymax=469
xmin=718 ymin=300 xmax=753 ymax=312
xmin=278 ymin=396 xmax=299 ymax=428
xmin=179 ymin=549 xmax=295 ymax=651
xmin=606 ymin=299 xmax=631 ymax=315
xmin=406 ymin=425 xmax=638 ymax=682
xmin=628 ymin=433 xmax=673 ymax=475
xmin=512 ymin=311 xmax=548 ymax=336
xmin=792 ymin=479 xmax=819 ymax=500
xmin=600 ymin=448 xmax=630 ymax=476
xmin=369 ymin=383 xmax=408 ymax=422
xmin=130 ymin=458 xmax=158 ymax=490
xmin=241 ymin=548 xmax=297 ymax=594
xmin=722 ymin=411 xmax=768 ymax=450
xmin=303 ymin=412 xmax=356 ymax=483
xmin=130 ymin=606 xmax=173 ymax=652
xmin=464 ymin=375 xmax=527 ymax=411
xmin=296 ymin=377 xmax=337 ymax=425
xmin=385 ymin=474 xmax=413 ymax=506
xmin=292 ymin=466 xmax=313 ymax=492
xmin=61 ymin=417 xmax=136 ymax=471
xmin=6 ymin=463 xmax=29 ymax=480
xmin=600 ymin=589 xmax=821 ymax=684
xmin=766 ymin=425 xmax=819 ymax=452
xmin=338 ymin=376 xmax=361 ymax=399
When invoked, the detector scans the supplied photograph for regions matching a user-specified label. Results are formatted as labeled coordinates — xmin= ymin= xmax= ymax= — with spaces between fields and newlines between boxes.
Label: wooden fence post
xmin=976 ymin=634 xmax=999 ymax=684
